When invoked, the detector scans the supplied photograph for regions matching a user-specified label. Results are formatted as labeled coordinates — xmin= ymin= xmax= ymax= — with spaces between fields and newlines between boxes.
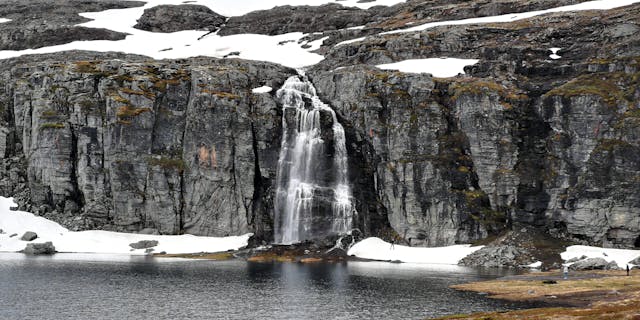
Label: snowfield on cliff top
xmin=376 ymin=58 xmax=479 ymax=78
xmin=347 ymin=237 xmax=483 ymax=265
xmin=0 ymin=197 xmax=251 ymax=255
xmin=562 ymin=245 xmax=640 ymax=268
xmin=1 ymin=0 xmax=639 ymax=69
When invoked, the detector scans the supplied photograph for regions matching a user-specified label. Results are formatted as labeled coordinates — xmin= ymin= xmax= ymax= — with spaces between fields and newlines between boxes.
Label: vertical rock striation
xmin=0 ymin=57 xmax=295 ymax=240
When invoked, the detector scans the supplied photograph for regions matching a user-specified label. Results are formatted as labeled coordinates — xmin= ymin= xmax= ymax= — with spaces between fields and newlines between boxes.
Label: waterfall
xmin=274 ymin=75 xmax=355 ymax=245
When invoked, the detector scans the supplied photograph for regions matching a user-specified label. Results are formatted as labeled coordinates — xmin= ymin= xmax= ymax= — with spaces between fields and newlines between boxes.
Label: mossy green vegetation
xmin=593 ymin=138 xmax=633 ymax=153
xmin=147 ymin=157 xmax=186 ymax=172
xmin=40 ymin=123 xmax=65 ymax=130
xmin=201 ymin=89 xmax=241 ymax=100
xmin=450 ymin=79 xmax=528 ymax=103
xmin=544 ymin=75 xmax=625 ymax=106
xmin=116 ymin=105 xmax=151 ymax=119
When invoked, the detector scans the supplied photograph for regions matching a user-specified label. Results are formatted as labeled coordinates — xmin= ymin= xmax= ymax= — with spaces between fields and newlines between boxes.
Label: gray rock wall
xmin=1 ymin=55 xmax=638 ymax=248
xmin=0 ymin=58 xmax=295 ymax=240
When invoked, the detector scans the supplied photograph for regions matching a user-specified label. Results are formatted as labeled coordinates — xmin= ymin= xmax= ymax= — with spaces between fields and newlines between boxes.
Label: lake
xmin=0 ymin=253 xmax=537 ymax=320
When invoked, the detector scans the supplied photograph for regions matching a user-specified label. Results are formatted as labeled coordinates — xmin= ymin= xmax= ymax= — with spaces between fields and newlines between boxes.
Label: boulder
xmin=606 ymin=261 xmax=621 ymax=270
xmin=459 ymin=245 xmax=529 ymax=268
xmin=20 ymin=231 xmax=38 ymax=241
xmin=129 ymin=240 xmax=159 ymax=249
xmin=218 ymin=4 xmax=376 ymax=36
xmin=134 ymin=5 xmax=226 ymax=33
xmin=569 ymin=257 xmax=609 ymax=270
xmin=22 ymin=242 xmax=56 ymax=255
xmin=629 ymin=256 xmax=640 ymax=265
xmin=565 ymin=255 xmax=588 ymax=263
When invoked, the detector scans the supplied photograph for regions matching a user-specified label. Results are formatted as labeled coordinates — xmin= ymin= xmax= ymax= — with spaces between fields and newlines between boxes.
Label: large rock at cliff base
xmin=459 ymin=245 xmax=529 ymax=268
xmin=134 ymin=5 xmax=226 ymax=33
xmin=629 ymin=257 xmax=640 ymax=265
xmin=21 ymin=242 xmax=56 ymax=255
xmin=569 ymin=257 xmax=609 ymax=270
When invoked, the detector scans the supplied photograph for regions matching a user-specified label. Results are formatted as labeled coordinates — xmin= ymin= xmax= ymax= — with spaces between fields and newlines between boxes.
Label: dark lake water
xmin=0 ymin=253 xmax=537 ymax=320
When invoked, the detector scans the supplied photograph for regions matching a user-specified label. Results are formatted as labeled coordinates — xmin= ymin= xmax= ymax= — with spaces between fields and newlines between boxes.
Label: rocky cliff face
xmin=0 ymin=56 xmax=295 ymax=240
xmin=1 ymin=0 xmax=639 ymax=249
xmin=311 ymin=55 xmax=639 ymax=248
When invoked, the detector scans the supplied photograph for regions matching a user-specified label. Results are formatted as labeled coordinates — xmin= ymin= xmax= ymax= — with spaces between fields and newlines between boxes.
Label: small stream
xmin=0 ymin=253 xmax=541 ymax=320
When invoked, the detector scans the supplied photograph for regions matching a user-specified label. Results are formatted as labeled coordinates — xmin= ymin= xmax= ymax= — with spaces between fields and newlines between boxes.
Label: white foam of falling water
xmin=549 ymin=47 xmax=562 ymax=59
xmin=274 ymin=75 xmax=355 ymax=244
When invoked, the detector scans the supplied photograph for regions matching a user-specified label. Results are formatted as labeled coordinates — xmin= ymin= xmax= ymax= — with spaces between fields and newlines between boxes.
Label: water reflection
xmin=0 ymin=253 xmax=536 ymax=320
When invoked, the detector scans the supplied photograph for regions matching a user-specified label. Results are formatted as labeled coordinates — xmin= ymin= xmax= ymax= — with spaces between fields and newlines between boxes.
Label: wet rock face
xmin=311 ymin=67 xmax=491 ymax=246
xmin=310 ymin=56 xmax=640 ymax=248
xmin=0 ymin=57 xmax=295 ymax=240
xmin=134 ymin=5 xmax=226 ymax=33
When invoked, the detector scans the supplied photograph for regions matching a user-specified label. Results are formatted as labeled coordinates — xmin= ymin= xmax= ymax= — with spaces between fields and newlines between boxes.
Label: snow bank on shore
xmin=0 ymin=197 xmax=251 ymax=255
xmin=347 ymin=237 xmax=483 ymax=265
xmin=562 ymin=245 xmax=640 ymax=268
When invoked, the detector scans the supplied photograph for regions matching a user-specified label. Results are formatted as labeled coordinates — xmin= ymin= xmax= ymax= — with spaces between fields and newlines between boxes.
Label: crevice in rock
xmin=68 ymin=125 xmax=84 ymax=212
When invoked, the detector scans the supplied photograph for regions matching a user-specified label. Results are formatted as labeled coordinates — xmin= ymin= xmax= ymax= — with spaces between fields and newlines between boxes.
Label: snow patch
xmin=376 ymin=58 xmax=479 ymax=78
xmin=527 ymin=261 xmax=543 ymax=269
xmin=0 ymin=18 xmax=10 ymax=24
xmin=252 ymin=86 xmax=273 ymax=93
xmin=549 ymin=47 xmax=562 ymax=59
xmin=0 ymin=197 xmax=251 ymax=255
xmin=0 ymin=0 xmax=325 ymax=69
xmin=347 ymin=237 xmax=483 ymax=265
xmin=387 ymin=0 xmax=640 ymax=35
xmin=332 ymin=0 xmax=640 ymax=46
xmin=336 ymin=36 xmax=366 ymax=47
xmin=0 ymin=31 xmax=324 ymax=69
xmin=561 ymin=245 xmax=640 ymax=268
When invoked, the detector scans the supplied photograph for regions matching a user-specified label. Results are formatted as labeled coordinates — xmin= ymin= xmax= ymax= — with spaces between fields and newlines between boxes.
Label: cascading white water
xmin=274 ymin=75 xmax=355 ymax=245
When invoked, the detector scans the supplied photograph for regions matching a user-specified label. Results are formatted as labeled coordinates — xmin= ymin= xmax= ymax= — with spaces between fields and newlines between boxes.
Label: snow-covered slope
xmin=562 ymin=245 xmax=640 ymax=268
xmin=1 ymin=0 xmax=639 ymax=70
xmin=0 ymin=197 xmax=251 ymax=255
xmin=347 ymin=237 xmax=483 ymax=265
xmin=384 ymin=0 xmax=640 ymax=35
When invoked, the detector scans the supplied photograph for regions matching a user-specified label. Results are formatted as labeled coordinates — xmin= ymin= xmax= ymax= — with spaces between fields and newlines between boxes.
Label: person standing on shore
xmin=563 ymin=265 xmax=569 ymax=280
xmin=390 ymin=239 xmax=395 ymax=250
xmin=627 ymin=265 xmax=630 ymax=276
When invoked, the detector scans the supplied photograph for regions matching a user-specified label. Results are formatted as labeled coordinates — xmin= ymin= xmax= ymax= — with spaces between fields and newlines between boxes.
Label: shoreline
xmin=435 ymin=270 xmax=640 ymax=319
